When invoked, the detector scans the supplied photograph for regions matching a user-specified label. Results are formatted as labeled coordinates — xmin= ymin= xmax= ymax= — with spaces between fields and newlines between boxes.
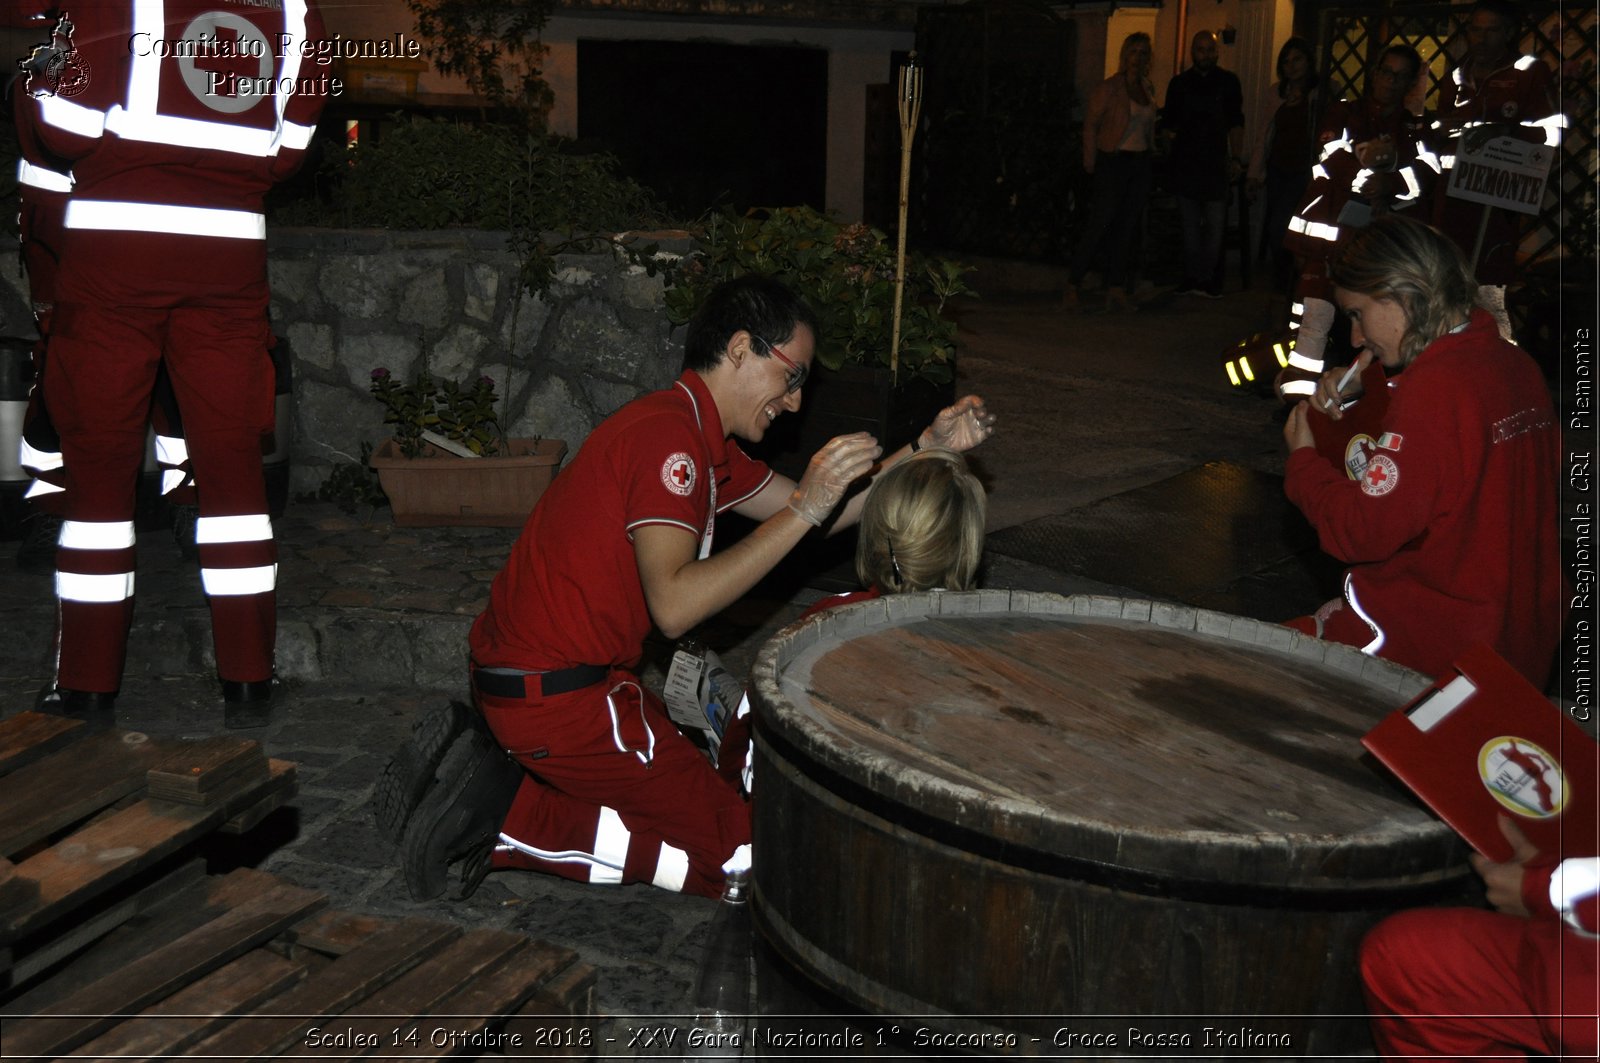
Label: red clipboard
xmin=1362 ymin=645 xmax=1598 ymax=862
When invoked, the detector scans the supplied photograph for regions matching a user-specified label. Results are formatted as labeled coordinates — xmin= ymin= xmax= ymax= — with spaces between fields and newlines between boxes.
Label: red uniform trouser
xmin=1361 ymin=906 xmax=1599 ymax=1060
xmin=46 ymin=295 xmax=276 ymax=693
xmin=17 ymin=195 xmax=196 ymax=512
xmin=475 ymin=666 xmax=751 ymax=899
xmin=1286 ymin=596 xmax=1378 ymax=655
xmin=18 ymin=190 xmax=68 ymax=512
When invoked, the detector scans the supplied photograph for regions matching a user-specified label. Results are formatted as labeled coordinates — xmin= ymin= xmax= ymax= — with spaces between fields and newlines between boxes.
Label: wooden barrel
xmin=749 ymin=591 xmax=1472 ymax=1055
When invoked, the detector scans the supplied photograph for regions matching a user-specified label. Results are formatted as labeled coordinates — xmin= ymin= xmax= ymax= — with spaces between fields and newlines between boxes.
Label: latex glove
xmin=919 ymin=395 xmax=997 ymax=453
xmin=1313 ymin=351 xmax=1374 ymax=420
xmin=1469 ymin=816 xmax=1541 ymax=918
xmin=789 ymin=432 xmax=882 ymax=527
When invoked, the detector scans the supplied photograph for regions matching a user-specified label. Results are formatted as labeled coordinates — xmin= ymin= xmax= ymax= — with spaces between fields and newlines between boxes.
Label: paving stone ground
xmin=0 ymin=286 xmax=1332 ymax=1052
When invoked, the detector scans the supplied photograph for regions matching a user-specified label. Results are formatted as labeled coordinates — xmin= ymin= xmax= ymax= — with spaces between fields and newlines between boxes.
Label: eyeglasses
xmin=753 ymin=335 xmax=808 ymax=394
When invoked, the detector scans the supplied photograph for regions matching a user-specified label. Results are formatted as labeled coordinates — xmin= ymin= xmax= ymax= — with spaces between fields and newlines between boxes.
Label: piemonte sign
xmin=1446 ymin=125 xmax=1555 ymax=217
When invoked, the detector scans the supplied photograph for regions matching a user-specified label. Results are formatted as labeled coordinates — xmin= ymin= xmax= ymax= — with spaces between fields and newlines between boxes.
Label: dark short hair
xmin=1276 ymin=37 xmax=1319 ymax=90
xmin=1470 ymin=0 xmax=1519 ymax=31
xmin=682 ymin=274 xmax=820 ymax=372
xmin=1380 ymin=43 xmax=1423 ymax=83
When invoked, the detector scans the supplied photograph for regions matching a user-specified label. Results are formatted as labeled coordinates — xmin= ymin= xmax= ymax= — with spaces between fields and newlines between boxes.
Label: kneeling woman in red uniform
xmin=1281 ymin=215 xmax=1561 ymax=689
xmin=399 ymin=276 xmax=998 ymax=902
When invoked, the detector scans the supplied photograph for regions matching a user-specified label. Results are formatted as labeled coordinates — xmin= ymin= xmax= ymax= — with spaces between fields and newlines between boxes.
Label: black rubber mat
xmin=986 ymin=461 xmax=1343 ymax=621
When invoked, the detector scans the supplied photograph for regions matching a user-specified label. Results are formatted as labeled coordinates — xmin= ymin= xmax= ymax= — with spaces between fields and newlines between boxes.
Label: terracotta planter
xmin=369 ymin=437 xmax=568 ymax=527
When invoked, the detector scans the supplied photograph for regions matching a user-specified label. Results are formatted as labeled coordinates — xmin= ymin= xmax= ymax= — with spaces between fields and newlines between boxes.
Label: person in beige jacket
xmin=1062 ymin=32 xmax=1157 ymax=313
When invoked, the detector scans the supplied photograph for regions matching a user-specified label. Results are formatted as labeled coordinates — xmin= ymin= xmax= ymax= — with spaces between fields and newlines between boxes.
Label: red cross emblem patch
xmin=661 ymin=452 xmax=696 ymax=497
xmin=1361 ymin=454 xmax=1399 ymax=497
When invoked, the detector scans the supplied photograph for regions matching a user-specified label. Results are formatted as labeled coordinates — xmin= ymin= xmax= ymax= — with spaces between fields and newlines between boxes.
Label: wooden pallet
xmin=0 ymin=712 xmax=598 ymax=1059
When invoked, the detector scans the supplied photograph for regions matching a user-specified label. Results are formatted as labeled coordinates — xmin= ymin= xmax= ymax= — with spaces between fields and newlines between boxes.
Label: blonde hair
xmin=856 ymin=448 xmax=988 ymax=594
xmin=1327 ymin=216 xmax=1477 ymax=365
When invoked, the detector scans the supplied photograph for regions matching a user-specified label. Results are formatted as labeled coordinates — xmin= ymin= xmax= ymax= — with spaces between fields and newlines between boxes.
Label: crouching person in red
xmin=1281 ymin=216 xmax=1562 ymax=689
xmin=399 ymin=275 xmax=997 ymax=900
xmin=1361 ymin=817 xmax=1598 ymax=1060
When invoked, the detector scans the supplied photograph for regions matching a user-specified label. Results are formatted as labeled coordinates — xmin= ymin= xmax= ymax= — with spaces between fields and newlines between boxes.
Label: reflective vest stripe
xmin=57 ymin=570 xmax=136 ymax=602
xmin=1319 ymin=130 xmax=1353 ymax=163
xmin=111 ymin=0 xmax=313 ymax=158
xmin=65 ymin=200 xmax=267 ymax=239
xmin=36 ymin=92 xmax=106 ymax=139
xmin=59 ymin=519 xmax=136 ymax=551
xmin=24 ymin=480 xmax=65 ymax=499
xmin=1343 ymin=575 xmax=1386 ymax=656
xmin=1281 ymin=379 xmax=1317 ymax=397
xmin=1527 ymin=113 xmax=1565 ymax=146
xmin=1395 ymin=167 xmax=1422 ymax=203
xmin=589 ymin=806 xmax=629 ymax=885
xmin=201 ymin=563 xmax=277 ymax=596
xmin=1288 ymin=215 xmax=1340 ymax=243
xmin=17 ymin=159 xmax=73 ymax=192
xmin=57 ymin=570 xmax=136 ymax=603
xmin=161 ymin=469 xmax=189 ymax=495
xmin=1288 ymin=352 xmax=1325 ymax=373
xmin=20 ymin=437 xmax=64 ymax=472
xmin=153 ymin=433 xmax=189 ymax=467
xmin=195 ymin=513 xmax=272 ymax=545
xmin=652 ymin=844 xmax=689 ymax=892
xmin=103 ymin=109 xmax=306 ymax=159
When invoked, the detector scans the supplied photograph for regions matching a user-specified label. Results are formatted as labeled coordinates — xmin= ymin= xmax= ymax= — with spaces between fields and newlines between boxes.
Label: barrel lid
xmin=752 ymin=591 xmax=1462 ymax=890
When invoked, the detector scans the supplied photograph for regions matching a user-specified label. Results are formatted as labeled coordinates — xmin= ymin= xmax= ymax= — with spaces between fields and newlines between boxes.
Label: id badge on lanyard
xmin=699 ymin=477 xmax=716 ymax=560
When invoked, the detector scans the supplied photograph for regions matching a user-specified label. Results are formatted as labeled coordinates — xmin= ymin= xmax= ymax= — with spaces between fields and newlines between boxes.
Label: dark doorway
xmin=577 ymin=39 xmax=828 ymax=217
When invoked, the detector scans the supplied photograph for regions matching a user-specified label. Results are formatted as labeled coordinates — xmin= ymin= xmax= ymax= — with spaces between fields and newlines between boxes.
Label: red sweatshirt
xmin=1285 ymin=309 xmax=1562 ymax=687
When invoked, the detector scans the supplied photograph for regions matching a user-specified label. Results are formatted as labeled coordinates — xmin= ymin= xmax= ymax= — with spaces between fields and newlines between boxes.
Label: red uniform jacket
xmin=1284 ymin=95 xmax=1436 ymax=260
xmin=1285 ymin=310 xmax=1563 ymax=687
xmin=19 ymin=0 xmax=330 ymax=302
xmin=1431 ymin=55 xmax=1559 ymax=281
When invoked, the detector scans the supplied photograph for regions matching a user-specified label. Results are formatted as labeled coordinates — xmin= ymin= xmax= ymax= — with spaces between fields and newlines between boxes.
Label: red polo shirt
xmin=470 ymin=371 xmax=773 ymax=671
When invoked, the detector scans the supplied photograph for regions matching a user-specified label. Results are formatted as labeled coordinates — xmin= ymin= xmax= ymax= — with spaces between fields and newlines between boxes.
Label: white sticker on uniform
xmin=1361 ymin=454 xmax=1400 ymax=496
xmin=662 ymin=452 xmax=696 ymax=497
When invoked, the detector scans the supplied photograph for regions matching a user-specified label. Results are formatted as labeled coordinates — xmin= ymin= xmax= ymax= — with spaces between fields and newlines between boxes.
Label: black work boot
xmin=401 ymin=729 xmax=522 ymax=901
xmin=36 ymin=685 xmax=117 ymax=732
xmin=222 ymin=678 xmax=273 ymax=730
xmin=375 ymin=701 xmax=475 ymax=844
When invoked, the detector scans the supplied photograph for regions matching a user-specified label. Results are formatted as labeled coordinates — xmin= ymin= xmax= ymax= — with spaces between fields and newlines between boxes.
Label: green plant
xmin=313 ymin=444 xmax=390 ymax=513
xmin=369 ymin=366 xmax=507 ymax=458
xmin=270 ymin=117 xmax=668 ymax=298
xmin=663 ymin=206 xmax=975 ymax=385
xmin=407 ymin=0 xmax=554 ymax=127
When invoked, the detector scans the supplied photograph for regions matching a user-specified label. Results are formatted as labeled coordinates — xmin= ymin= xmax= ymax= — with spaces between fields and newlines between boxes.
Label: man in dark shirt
xmin=1161 ymin=31 xmax=1245 ymax=297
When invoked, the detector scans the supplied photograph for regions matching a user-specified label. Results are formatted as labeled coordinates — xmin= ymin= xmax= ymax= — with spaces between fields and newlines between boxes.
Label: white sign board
xmin=1446 ymin=132 xmax=1554 ymax=216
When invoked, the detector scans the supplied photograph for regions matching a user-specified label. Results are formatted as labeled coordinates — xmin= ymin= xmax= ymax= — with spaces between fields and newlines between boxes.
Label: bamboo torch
xmin=890 ymin=52 xmax=923 ymax=381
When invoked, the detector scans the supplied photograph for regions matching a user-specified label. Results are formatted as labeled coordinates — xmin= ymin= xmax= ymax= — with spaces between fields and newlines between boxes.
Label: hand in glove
xmin=919 ymin=395 xmax=997 ymax=453
xmin=789 ymin=432 xmax=883 ymax=527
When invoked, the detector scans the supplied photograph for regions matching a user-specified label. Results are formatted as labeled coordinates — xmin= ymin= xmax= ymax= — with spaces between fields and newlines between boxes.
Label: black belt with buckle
xmin=473 ymin=663 xmax=609 ymax=699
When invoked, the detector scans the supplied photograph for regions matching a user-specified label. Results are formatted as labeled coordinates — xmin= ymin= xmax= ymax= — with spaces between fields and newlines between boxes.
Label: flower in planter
xmin=370 ymin=366 xmax=506 ymax=458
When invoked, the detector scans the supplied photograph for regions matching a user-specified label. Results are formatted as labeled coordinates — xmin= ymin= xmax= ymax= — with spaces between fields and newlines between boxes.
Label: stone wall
xmin=269 ymin=227 xmax=690 ymax=497
xmin=0 ymin=228 xmax=690 ymax=498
